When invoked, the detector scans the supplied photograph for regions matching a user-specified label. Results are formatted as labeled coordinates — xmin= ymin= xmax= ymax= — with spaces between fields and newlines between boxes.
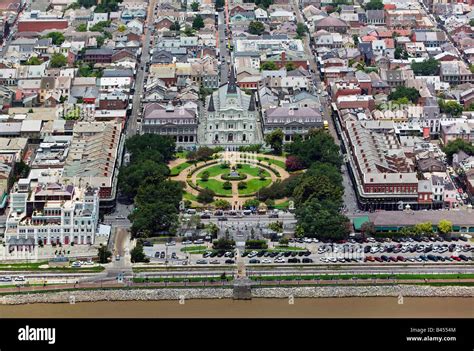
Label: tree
xmin=279 ymin=237 xmax=289 ymax=246
xmin=201 ymin=171 xmax=210 ymax=181
xmin=214 ymin=199 xmax=231 ymax=210
xmin=190 ymin=1 xmax=199 ymax=11
xmin=296 ymin=22 xmax=308 ymax=38
xmin=222 ymin=181 xmax=232 ymax=190
xmin=187 ymin=146 xmax=215 ymax=162
xmin=130 ymin=241 xmax=149 ymax=263
xmin=43 ymin=32 xmax=65 ymax=45
xmin=243 ymin=199 xmax=260 ymax=209
xmin=360 ymin=222 xmax=376 ymax=237
xmin=394 ymin=47 xmax=409 ymax=59
xmin=268 ymin=221 xmax=283 ymax=233
xmin=183 ymin=26 xmax=194 ymax=36
xmin=293 ymin=165 xmax=344 ymax=207
xmin=49 ymin=53 xmax=67 ymax=68
xmin=265 ymin=128 xmax=284 ymax=155
xmin=388 ymin=86 xmax=420 ymax=104
xmin=215 ymin=0 xmax=224 ymax=9
xmin=415 ymin=222 xmax=433 ymax=235
xmin=438 ymin=99 xmax=463 ymax=117
xmin=442 ymin=139 xmax=474 ymax=163
xmin=438 ymin=220 xmax=453 ymax=235
xmin=192 ymin=15 xmax=204 ymax=30
xmin=77 ymin=0 xmax=97 ymax=8
xmin=14 ymin=161 xmax=30 ymax=180
xmin=260 ymin=61 xmax=278 ymax=71
xmin=296 ymin=199 xmax=350 ymax=240
xmin=118 ymin=160 xmax=169 ymax=199
xmin=238 ymin=181 xmax=247 ymax=189
xmin=76 ymin=23 xmax=87 ymax=32
xmin=285 ymin=129 xmax=342 ymax=169
xmin=197 ymin=188 xmax=215 ymax=204
xmin=365 ymin=0 xmax=383 ymax=10
xmin=126 ymin=134 xmax=175 ymax=163
xmin=213 ymin=238 xmax=235 ymax=250
xmin=97 ymin=244 xmax=112 ymax=263
xmin=411 ymin=58 xmax=440 ymax=76
xmin=169 ymin=21 xmax=180 ymax=31
xmin=285 ymin=155 xmax=305 ymax=172
xmin=285 ymin=62 xmax=296 ymax=71
xmin=90 ymin=20 xmax=111 ymax=33
xmin=25 ymin=56 xmax=42 ymax=65
xmin=248 ymin=21 xmax=265 ymax=35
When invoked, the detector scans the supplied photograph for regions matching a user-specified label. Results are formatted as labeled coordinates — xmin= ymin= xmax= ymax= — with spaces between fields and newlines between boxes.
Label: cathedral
xmin=198 ymin=68 xmax=263 ymax=149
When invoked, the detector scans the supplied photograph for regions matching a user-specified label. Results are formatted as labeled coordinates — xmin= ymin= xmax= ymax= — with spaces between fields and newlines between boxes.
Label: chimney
xmin=281 ymin=51 xmax=286 ymax=64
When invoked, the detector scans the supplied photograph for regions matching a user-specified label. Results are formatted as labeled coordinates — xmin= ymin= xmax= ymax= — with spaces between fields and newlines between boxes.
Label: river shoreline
xmin=1 ymin=285 xmax=473 ymax=306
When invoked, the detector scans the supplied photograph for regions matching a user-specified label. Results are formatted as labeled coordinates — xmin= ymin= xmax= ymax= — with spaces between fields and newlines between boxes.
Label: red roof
xmin=384 ymin=4 xmax=396 ymax=10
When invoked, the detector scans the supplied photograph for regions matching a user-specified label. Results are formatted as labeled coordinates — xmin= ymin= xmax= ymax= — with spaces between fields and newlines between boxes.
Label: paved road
xmin=291 ymin=0 xmax=359 ymax=213
xmin=126 ymin=0 xmax=157 ymax=137
xmin=217 ymin=10 xmax=229 ymax=84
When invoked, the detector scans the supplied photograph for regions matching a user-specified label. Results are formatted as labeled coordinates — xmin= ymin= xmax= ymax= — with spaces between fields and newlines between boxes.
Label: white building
xmin=199 ymin=68 xmax=262 ymax=149
xmin=5 ymin=180 xmax=100 ymax=252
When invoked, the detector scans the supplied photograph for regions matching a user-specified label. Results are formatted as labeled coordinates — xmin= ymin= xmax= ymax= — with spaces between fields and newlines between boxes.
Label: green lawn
xmin=238 ymin=164 xmax=270 ymax=177
xmin=170 ymin=162 xmax=191 ymax=176
xmin=180 ymin=245 xmax=207 ymax=252
xmin=257 ymin=157 xmax=286 ymax=169
xmin=0 ymin=261 xmax=104 ymax=272
xmin=274 ymin=200 xmax=290 ymax=210
xmin=197 ymin=179 xmax=232 ymax=195
xmin=238 ymin=178 xmax=271 ymax=195
xmin=197 ymin=164 xmax=229 ymax=178
xmin=249 ymin=273 xmax=474 ymax=281
xmin=183 ymin=192 xmax=197 ymax=202
xmin=174 ymin=151 xmax=189 ymax=159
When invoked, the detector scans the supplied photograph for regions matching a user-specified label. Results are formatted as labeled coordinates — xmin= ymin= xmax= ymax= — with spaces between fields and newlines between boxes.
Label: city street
xmin=291 ymin=0 xmax=359 ymax=213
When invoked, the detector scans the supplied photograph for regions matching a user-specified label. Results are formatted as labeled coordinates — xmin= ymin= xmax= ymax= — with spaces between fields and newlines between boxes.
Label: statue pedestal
xmin=233 ymin=277 xmax=252 ymax=300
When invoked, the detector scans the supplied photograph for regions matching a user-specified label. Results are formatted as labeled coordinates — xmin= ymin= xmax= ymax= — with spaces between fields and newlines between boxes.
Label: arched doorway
xmin=228 ymin=133 xmax=233 ymax=142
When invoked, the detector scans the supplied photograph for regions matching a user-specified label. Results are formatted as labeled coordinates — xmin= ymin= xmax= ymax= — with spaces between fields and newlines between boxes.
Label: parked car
xmin=224 ymin=259 xmax=235 ymax=264
xmin=196 ymin=260 xmax=208 ymax=264
xmin=249 ymin=259 xmax=260 ymax=264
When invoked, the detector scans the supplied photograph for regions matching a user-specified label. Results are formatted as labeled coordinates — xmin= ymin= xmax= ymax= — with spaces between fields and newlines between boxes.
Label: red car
xmin=397 ymin=256 xmax=406 ymax=262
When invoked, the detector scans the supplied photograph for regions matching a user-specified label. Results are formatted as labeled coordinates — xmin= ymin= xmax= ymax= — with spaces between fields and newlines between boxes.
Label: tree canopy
xmin=442 ymin=139 xmax=474 ymax=163
xmin=248 ymin=21 xmax=265 ymax=35
xmin=264 ymin=128 xmax=284 ymax=155
xmin=411 ymin=58 xmax=440 ymax=76
xmin=192 ymin=15 xmax=204 ymax=30
xmin=438 ymin=99 xmax=463 ymax=117
xmin=285 ymin=129 xmax=342 ymax=169
xmin=365 ymin=0 xmax=384 ymax=10
xmin=49 ymin=53 xmax=67 ymax=68
xmin=119 ymin=135 xmax=182 ymax=238
xmin=260 ymin=61 xmax=278 ymax=71
xmin=43 ymin=32 xmax=65 ymax=45
xmin=388 ymin=86 xmax=420 ymax=104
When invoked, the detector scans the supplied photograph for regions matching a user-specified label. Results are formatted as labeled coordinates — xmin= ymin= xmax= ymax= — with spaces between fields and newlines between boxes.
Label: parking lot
xmin=143 ymin=236 xmax=473 ymax=266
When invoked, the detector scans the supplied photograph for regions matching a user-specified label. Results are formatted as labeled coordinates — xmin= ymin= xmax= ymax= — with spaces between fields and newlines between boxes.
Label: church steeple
xmin=248 ymin=92 xmax=256 ymax=111
xmin=207 ymin=93 xmax=215 ymax=112
xmin=227 ymin=66 xmax=237 ymax=95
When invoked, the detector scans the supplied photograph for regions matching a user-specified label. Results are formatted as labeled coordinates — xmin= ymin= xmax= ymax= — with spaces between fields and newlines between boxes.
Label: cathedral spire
xmin=248 ymin=92 xmax=256 ymax=111
xmin=207 ymin=93 xmax=215 ymax=112
xmin=227 ymin=65 xmax=237 ymax=95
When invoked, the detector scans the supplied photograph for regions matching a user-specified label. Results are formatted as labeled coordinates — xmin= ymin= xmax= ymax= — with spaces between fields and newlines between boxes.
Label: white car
xmin=165 ymin=241 xmax=176 ymax=246
xmin=72 ymin=261 xmax=82 ymax=267
xmin=320 ymin=257 xmax=328 ymax=263
xmin=274 ymin=257 xmax=285 ymax=263
xmin=14 ymin=276 xmax=25 ymax=282
xmin=261 ymin=258 xmax=272 ymax=264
